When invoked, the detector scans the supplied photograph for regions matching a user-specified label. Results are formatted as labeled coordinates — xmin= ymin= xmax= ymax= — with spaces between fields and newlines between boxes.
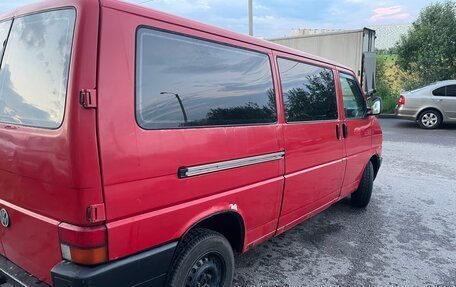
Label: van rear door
xmin=0 ymin=1 xmax=102 ymax=284
xmin=0 ymin=20 xmax=10 ymax=259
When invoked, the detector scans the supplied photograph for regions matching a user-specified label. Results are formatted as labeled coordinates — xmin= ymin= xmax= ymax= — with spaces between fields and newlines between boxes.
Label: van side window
xmin=0 ymin=10 xmax=75 ymax=129
xmin=277 ymin=58 xmax=338 ymax=122
xmin=136 ymin=28 xmax=276 ymax=129
xmin=339 ymin=73 xmax=367 ymax=119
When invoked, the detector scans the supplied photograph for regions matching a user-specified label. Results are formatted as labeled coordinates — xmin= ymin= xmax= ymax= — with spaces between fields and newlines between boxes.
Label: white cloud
xmin=369 ymin=5 xmax=412 ymax=22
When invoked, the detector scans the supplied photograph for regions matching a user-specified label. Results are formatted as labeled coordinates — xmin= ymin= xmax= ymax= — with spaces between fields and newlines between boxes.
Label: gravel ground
xmin=233 ymin=118 xmax=456 ymax=287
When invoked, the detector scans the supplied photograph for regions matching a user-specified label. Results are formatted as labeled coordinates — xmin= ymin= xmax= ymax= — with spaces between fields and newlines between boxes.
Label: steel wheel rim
xmin=421 ymin=113 xmax=438 ymax=127
xmin=186 ymin=252 xmax=225 ymax=287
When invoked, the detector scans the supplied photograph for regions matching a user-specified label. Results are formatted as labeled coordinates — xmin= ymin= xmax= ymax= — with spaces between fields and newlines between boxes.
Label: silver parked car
xmin=396 ymin=80 xmax=456 ymax=129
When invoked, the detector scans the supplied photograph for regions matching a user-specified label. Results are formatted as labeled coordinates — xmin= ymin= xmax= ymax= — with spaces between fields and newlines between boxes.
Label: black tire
xmin=351 ymin=161 xmax=374 ymax=208
xmin=167 ymin=229 xmax=234 ymax=287
xmin=417 ymin=109 xmax=442 ymax=129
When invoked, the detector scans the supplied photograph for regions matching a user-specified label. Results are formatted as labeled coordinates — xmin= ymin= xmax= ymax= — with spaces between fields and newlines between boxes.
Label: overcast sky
xmin=1 ymin=0 xmax=437 ymax=38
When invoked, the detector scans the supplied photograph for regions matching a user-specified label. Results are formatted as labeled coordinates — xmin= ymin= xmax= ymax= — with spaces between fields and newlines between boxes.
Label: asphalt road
xmin=233 ymin=118 xmax=456 ymax=287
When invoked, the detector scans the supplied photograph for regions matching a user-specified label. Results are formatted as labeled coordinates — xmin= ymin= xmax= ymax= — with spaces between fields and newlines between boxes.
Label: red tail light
xmin=58 ymin=223 xmax=108 ymax=265
xmin=398 ymin=95 xmax=405 ymax=106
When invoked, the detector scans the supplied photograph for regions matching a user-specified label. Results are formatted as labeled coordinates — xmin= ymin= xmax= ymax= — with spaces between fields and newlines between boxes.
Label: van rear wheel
xmin=167 ymin=228 xmax=234 ymax=287
xmin=351 ymin=161 xmax=374 ymax=208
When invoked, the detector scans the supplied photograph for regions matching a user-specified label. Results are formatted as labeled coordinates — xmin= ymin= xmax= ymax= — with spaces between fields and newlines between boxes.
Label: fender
xmin=176 ymin=206 xmax=246 ymax=252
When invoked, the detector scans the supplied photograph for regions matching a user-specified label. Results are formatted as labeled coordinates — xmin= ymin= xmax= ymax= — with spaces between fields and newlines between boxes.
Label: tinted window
xmin=340 ymin=74 xmax=367 ymax=119
xmin=136 ymin=28 xmax=276 ymax=129
xmin=432 ymin=86 xmax=446 ymax=96
xmin=278 ymin=58 xmax=338 ymax=122
xmin=0 ymin=20 xmax=11 ymax=63
xmin=433 ymin=85 xmax=456 ymax=97
xmin=447 ymin=85 xmax=456 ymax=97
xmin=0 ymin=9 xmax=75 ymax=129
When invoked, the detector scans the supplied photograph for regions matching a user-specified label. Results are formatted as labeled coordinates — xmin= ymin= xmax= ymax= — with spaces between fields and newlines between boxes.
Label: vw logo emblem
xmin=0 ymin=208 xmax=10 ymax=228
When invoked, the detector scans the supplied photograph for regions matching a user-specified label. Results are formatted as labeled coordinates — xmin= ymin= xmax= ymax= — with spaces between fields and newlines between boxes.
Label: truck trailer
xmin=270 ymin=28 xmax=377 ymax=95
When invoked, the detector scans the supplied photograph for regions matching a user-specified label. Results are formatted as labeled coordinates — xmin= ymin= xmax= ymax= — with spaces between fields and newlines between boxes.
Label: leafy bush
xmin=375 ymin=82 xmax=398 ymax=114
xmin=374 ymin=55 xmax=400 ymax=114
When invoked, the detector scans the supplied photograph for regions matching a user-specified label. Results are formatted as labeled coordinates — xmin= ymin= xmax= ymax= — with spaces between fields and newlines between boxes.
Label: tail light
xmin=398 ymin=95 xmax=405 ymax=106
xmin=58 ymin=223 xmax=108 ymax=265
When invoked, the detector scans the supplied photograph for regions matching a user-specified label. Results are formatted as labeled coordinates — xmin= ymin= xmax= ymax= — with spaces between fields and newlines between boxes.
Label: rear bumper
xmin=0 ymin=255 xmax=50 ymax=287
xmin=395 ymin=105 xmax=417 ymax=121
xmin=51 ymin=241 xmax=177 ymax=287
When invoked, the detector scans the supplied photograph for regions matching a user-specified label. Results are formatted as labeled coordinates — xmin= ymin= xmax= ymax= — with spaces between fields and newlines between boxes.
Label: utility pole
xmin=248 ymin=0 xmax=253 ymax=36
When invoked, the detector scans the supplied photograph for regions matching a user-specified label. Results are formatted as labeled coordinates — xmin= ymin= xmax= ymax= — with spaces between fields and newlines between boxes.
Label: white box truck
xmin=270 ymin=28 xmax=377 ymax=95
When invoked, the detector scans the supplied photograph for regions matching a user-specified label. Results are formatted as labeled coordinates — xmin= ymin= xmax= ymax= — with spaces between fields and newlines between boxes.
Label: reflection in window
xmin=278 ymin=58 xmax=338 ymax=122
xmin=0 ymin=20 xmax=11 ymax=63
xmin=136 ymin=28 xmax=276 ymax=129
xmin=340 ymin=74 xmax=367 ymax=119
xmin=0 ymin=9 xmax=75 ymax=128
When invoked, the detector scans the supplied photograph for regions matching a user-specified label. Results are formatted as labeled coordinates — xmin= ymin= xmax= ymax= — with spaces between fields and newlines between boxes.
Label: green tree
xmin=396 ymin=1 xmax=456 ymax=87
xmin=374 ymin=55 xmax=401 ymax=113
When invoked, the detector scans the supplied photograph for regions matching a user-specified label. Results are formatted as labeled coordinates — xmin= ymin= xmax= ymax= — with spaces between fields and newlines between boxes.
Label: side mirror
xmin=368 ymin=97 xmax=382 ymax=116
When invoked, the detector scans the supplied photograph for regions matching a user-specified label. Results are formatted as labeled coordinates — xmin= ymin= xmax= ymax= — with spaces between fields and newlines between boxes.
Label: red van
xmin=0 ymin=0 xmax=383 ymax=286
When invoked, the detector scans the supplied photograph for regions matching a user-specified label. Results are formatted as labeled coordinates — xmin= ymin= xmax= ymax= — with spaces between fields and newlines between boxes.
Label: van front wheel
xmin=351 ymin=161 xmax=374 ymax=208
xmin=167 ymin=228 xmax=234 ymax=287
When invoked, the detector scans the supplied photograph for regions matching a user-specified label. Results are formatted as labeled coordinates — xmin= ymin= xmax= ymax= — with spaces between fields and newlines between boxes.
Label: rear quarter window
xmin=432 ymin=86 xmax=446 ymax=96
xmin=0 ymin=9 xmax=75 ymax=129
xmin=136 ymin=28 xmax=277 ymax=129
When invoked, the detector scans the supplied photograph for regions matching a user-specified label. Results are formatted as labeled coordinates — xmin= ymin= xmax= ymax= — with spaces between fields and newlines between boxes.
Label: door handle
xmin=336 ymin=124 xmax=340 ymax=140
xmin=342 ymin=123 xmax=348 ymax=138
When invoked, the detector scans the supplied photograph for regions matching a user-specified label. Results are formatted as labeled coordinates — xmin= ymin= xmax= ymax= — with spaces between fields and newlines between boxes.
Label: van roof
xmin=1 ymin=0 xmax=350 ymax=71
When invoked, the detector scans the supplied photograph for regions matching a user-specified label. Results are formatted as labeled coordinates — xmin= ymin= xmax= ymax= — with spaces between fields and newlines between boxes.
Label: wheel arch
xmin=369 ymin=154 xmax=381 ymax=179
xmin=179 ymin=210 xmax=246 ymax=254
xmin=416 ymin=106 xmax=445 ymax=121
